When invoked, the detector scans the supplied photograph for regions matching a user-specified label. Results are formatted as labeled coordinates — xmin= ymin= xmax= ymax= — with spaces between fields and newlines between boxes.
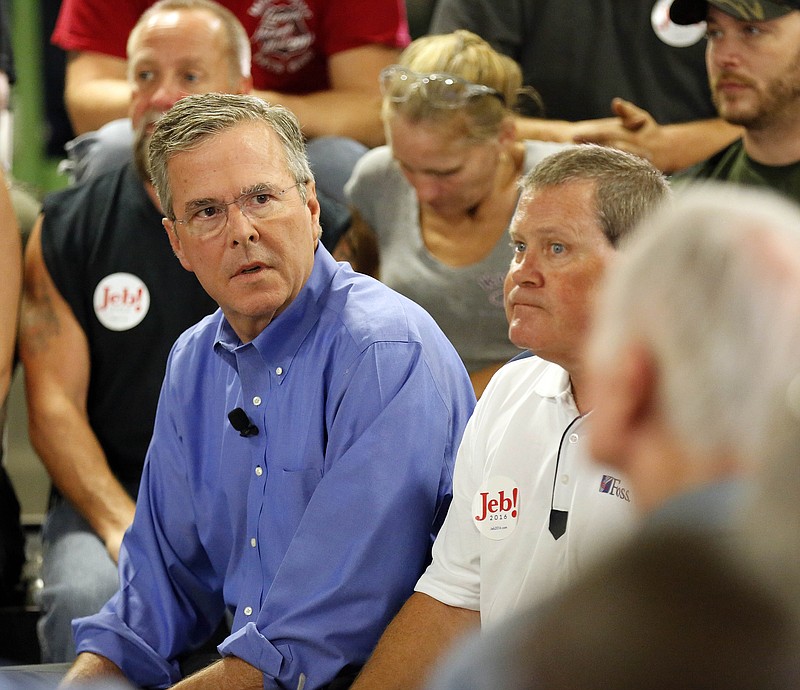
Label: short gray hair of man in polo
xmin=520 ymin=144 xmax=672 ymax=248
xmin=148 ymin=92 xmax=314 ymax=223
xmin=591 ymin=183 xmax=800 ymax=474
xmin=128 ymin=0 xmax=252 ymax=82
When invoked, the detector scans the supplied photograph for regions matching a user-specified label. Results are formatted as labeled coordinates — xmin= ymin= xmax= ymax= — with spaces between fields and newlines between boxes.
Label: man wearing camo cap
xmin=670 ymin=0 xmax=800 ymax=203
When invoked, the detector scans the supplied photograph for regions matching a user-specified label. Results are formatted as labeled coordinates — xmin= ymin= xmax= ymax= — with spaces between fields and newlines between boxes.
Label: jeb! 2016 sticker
xmin=473 ymin=475 xmax=519 ymax=540
xmin=93 ymin=272 xmax=150 ymax=331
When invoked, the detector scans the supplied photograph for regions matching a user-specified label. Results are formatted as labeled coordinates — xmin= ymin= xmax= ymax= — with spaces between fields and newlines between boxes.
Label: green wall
xmin=10 ymin=0 xmax=69 ymax=196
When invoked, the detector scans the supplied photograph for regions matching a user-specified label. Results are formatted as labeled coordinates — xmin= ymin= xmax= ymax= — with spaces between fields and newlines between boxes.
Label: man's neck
xmin=569 ymin=369 xmax=590 ymax=415
xmin=742 ymin=110 xmax=800 ymax=166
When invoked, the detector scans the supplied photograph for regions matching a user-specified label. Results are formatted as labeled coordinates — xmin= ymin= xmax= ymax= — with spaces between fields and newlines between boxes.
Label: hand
xmin=571 ymin=98 xmax=657 ymax=163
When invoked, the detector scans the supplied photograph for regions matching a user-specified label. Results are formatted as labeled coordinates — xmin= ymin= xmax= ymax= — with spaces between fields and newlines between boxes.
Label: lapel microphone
xmin=228 ymin=407 xmax=259 ymax=437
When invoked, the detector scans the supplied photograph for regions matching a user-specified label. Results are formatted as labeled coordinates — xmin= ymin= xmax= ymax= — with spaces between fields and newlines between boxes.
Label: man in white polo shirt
xmin=350 ymin=145 xmax=671 ymax=690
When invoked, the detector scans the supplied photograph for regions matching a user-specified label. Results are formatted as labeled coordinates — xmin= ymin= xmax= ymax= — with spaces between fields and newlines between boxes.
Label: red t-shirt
xmin=52 ymin=0 xmax=410 ymax=93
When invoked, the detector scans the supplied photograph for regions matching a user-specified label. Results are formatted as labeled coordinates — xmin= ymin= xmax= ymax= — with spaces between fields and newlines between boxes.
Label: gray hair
xmin=591 ymin=183 xmax=800 ymax=468
xmin=522 ymin=145 xmax=672 ymax=247
xmin=149 ymin=92 xmax=313 ymax=219
xmin=127 ymin=0 xmax=251 ymax=84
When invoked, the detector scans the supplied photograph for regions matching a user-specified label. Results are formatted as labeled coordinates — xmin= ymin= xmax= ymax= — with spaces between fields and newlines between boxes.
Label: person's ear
xmin=498 ymin=115 xmax=517 ymax=146
xmin=620 ymin=341 xmax=659 ymax=434
xmin=238 ymin=74 xmax=254 ymax=95
xmin=163 ymin=218 xmax=194 ymax=272
xmin=587 ymin=340 xmax=658 ymax=470
xmin=304 ymin=180 xmax=322 ymax=247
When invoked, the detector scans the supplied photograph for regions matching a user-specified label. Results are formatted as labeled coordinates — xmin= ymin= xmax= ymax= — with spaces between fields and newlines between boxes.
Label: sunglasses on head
xmin=379 ymin=66 xmax=505 ymax=109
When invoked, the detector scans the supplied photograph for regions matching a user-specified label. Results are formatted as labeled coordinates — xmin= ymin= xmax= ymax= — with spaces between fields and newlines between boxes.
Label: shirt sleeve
xmin=51 ymin=0 xmax=149 ymax=57
xmin=320 ymin=0 xmax=410 ymax=56
xmin=221 ymin=340 xmax=467 ymax=689
xmin=414 ymin=402 xmax=483 ymax=611
xmin=72 ymin=351 xmax=228 ymax=688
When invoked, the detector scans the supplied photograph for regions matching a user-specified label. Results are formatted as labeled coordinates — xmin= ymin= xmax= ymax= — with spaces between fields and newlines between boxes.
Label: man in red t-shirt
xmin=53 ymin=0 xmax=410 ymax=147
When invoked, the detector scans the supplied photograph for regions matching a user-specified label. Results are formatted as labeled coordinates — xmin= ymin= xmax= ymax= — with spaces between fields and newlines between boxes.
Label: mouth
xmin=512 ymin=303 xmax=542 ymax=312
xmin=507 ymin=297 xmax=544 ymax=315
xmin=234 ymin=263 xmax=267 ymax=278
xmin=714 ymin=74 xmax=753 ymax=94
xmin=717 ymin=82 xmax=748 ymax=93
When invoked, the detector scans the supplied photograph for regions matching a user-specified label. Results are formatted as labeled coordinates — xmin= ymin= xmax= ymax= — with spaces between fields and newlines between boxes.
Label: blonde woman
xmin=341 ymin=30 xmax=564 ymax=396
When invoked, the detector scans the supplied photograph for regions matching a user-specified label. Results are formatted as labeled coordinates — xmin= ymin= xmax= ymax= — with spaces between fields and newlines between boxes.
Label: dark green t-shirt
xmin=674 ymin=140 xmax=800 ymax=205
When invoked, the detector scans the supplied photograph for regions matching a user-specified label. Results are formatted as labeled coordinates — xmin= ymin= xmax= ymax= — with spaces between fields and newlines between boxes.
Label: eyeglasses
xmin=172 ymin=182 xmax=304 ymax=239
xmin=380 ymin=66 xmax=505 ymax=109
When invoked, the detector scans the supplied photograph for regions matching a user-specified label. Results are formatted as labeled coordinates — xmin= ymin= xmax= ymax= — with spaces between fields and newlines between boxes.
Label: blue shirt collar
xmin=213 ymin=244 xmax=339 ymax=381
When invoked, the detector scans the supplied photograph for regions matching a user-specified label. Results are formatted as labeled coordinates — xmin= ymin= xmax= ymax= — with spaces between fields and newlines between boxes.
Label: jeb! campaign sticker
xmin=93 ymin=272 xmax=150 ymax=331
xmin=472 ymin=475 xmax=519 ymax=540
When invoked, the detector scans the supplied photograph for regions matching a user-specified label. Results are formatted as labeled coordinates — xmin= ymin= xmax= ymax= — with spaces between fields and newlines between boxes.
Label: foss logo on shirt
xmin=93 ymin=272 xmax=151 ymax=331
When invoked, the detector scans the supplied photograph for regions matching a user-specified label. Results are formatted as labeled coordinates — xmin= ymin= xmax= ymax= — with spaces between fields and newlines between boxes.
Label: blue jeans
xmin=37 ymin=500 xmax=119 ymax=663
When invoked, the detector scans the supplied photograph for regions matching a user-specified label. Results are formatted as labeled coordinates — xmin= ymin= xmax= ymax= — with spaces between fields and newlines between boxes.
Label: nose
xmin=226 ymin=203 xmax=261 ymax=245
xmin=148 ymin=78 xmax=188 ymax=112
xmin=508 ymin=250 xmax=543 ymax=288
xmin=708 ymin=33 xmax=741 ymax=72
xmin=410 ymin=174 xmax=444 ymax=204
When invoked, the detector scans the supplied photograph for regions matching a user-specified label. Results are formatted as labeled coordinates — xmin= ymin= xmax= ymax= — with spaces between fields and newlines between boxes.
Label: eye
xmin=242 ymin=192 xmax=274 ymax=212
xmin=183 ymin=71 xmax=203 ymax=85
xmin=742 ymin=24 xmax=764 ymax=37
xmin=135 ymin=69 xmax=155 ymax=84
xmin=192 ymin=205 xmax=224 ymax=221
xmin=550 ymin=242 xmax=566 ymax=255
xmin=509 ymin=240 xmax=526 ymax=255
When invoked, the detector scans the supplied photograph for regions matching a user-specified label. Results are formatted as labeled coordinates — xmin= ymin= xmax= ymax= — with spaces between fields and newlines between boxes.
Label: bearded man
xmin=670 ymin=0 xmax=800 ymax=202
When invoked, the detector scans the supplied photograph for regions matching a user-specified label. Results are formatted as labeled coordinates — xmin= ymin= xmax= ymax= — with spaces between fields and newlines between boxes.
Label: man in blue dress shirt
xmin=61 ymin=92 xmax=476 ymax=690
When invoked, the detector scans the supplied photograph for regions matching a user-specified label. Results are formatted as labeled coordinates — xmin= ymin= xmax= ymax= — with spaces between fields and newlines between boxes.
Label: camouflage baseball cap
xmin=670 ymin=0 xmax=800 ymax=24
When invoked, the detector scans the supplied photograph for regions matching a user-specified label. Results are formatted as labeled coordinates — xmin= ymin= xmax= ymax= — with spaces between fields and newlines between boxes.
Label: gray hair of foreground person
xmin=149 ymin=92 xmax=313 ymax=220
xmin=591 ymin=183 xmax=800 ymax=470
xmin=521 ymin=145 xmax=672 ymax=247
xmin=128 ymin=0 xmax=252 ymax=82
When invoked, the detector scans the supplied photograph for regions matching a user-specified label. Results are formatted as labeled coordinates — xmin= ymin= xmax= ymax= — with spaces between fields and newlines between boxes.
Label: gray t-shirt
xmin=345 ymin=140 xmax=565 ymax=372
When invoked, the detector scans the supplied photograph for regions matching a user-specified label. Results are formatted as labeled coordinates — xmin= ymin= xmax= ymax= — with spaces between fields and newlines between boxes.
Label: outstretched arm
xmin=253 ymin=43 xmax=399 ymax=148
xmin=171 ymin=656 xmax=262 ymax=690
xmin=63 ymin=51 xmax=130 ymax=135
xmin=514 ymin=109 xmax=741 ymax=173
xmin=0 ymin=166 xmax=20 ymax=403
xmin=19 ymin=218 xmax=135 ymax=562
xmin=61 ymin=652 xmax=126 ymax=687
xmin=560 ymin=98 xmax=742 ymax=173
xmin=351 ymin=592 xmax=479 ymax=690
